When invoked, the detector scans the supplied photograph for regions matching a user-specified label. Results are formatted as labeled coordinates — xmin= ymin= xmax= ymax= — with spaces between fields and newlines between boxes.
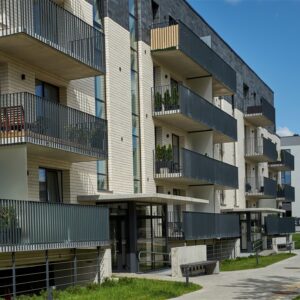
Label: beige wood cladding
xmin=151 ymin=25 xmax=179 ymax=50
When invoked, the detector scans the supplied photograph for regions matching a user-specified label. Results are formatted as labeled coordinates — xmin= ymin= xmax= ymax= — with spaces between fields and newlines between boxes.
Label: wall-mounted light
xmin=21 ymin=74 xmax=26 ymax=80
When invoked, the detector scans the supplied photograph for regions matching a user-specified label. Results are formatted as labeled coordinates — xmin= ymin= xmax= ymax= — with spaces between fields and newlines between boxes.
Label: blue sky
xmin=188 ymin=0 xmax=300 ymax=136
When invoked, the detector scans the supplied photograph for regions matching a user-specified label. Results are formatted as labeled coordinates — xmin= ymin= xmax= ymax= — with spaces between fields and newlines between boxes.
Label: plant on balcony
xmin=0 ymin=207 xmax=21 ymax=244
xmin=164 ymin=89 xmax=172 ymax=111
xmin=156 ymin=144 xmax=174 ymax=174
xmin=171 ymin=87 xmax=179 ymax=109
xmin=154 ymin=92 xmax=163 ymax=112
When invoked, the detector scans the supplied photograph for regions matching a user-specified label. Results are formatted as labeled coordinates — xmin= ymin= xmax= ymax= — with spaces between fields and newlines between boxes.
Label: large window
xmin=39 ymin=168 xmax=63 ymax=203
xmin=93 ymin=0 xmax=104 ymax=28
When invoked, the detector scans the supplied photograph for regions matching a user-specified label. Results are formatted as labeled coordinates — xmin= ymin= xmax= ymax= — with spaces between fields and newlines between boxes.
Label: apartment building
xmin=281 ymin=135 xmax=300 ymax=217
xmin=0 ymin=0 xmax=296 ymax=296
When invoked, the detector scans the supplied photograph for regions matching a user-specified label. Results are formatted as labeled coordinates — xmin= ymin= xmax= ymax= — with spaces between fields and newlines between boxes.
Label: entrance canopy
xmin=221 ymin=208 xmax=285 ymax=214
xmin=78 ymin=193 xmax=209 ymax=205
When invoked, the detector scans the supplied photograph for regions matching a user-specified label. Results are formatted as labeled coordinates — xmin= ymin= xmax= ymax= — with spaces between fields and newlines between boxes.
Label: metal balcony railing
xmin=154 ymin=148 xmax=238 ymax=189
xmin=245 ymin=98 xmax=275 ymax=126
xmin=265 ymin=216 xmax=295 ymax=235
xmin=151 ymin=20 xmax=236 ymax=94
xmin=0 ymin=199 xmax=110 ymax=252
xmin=277 ymin=184 xmax=295 ymax=202
xmin=245 ymin=137 xmax=277 ymax=162
xmin=269 ymin=150 xmax=295 ymax=171
xmin=0 ymin=93 xmax=107 ymax=159
xmin=182 ymin=212 xmax=240 ymax=240
xmin=152 ymin=84 xmax=237 ymax=142
xmin=245 ymin=177 xmax=277 ymax=198
xmin=0 ymin=0 xmax=105 ymax=72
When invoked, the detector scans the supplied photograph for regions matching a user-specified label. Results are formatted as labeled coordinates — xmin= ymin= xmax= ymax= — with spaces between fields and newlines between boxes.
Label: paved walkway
xmin=174 ymin=251 xmax=300 ymax=300
xmin=115 ymin=251 xmax=300 ymax=299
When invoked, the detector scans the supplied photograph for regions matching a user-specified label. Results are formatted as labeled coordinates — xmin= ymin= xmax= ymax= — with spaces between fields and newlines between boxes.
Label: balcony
xmin=277 ymin=184 xmax=295 ymax=202
xmin=244 ymin=98 xmax=275 ymax=127
xmin=0 ymin=199 xmax=110 ymax=252
xmin=269 ymin=150 xmax=295 ymax=171
xmin=265 ymin=216 xmax=295 ymax=235
xmin=245 ymin=177 xmax=277 ymax=199
xmin=0 ymin=93 xmax=107 ymax=162
xmin=182 ymin=212 xmax=240 ymax=240
xmin=152 ymin=85 xmax=237 ymax=143
xmin=0 ymin=0 xmax=105 ymax=80
xmin=151 ymin=21 xmax=236 ymax=96
xmin=154 ymin=148 xmax=238 ymax=189
xmin=245 ymin=137 xmax=278 ymax=162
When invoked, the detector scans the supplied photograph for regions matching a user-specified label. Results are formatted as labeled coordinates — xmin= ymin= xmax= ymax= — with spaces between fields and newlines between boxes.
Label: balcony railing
xmin=151 ymin=21 xmax=236 ymax=95
xmin=0 ymin=93 xmax=107 ymax=160
xmin=0 ymin=0 xmax=105 ymax=78
xmin=269 ymin=150 xmax=295 ymax=171
xmin=245 ymin=177 xmax=277 ymax=198
xmin=0 ymin=199 xmax=109 ymax=252
xmin=265 ymin=216 xmax=295 ymax=235
xmin=244 ymin=98 xmax=275 ymax=127
xmin=154 ymin=148 xmax=238 ymax=189
xmin=182 ymin=212 xmax=240 ymax=240
xmin=245 ymin=137 xmax=278 ymax=162
xmin=277 ymin=184 xmax=295 ymax=202
xmin=152 ymin=84 xmax=237 ymax=142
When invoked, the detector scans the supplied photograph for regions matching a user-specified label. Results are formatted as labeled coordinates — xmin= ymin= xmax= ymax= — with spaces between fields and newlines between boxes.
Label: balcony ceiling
xmin=244 ymin=114 xmax=274 ymax=127
xmin=152 ymin=52 xmax=232 ymax=97
xmin=0 ymin=34 xmax=103 ymax=81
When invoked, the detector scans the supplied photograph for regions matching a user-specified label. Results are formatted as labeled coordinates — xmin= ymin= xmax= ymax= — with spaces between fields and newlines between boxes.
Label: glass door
xmin=172 ymin=134 xmax=180 ymax=172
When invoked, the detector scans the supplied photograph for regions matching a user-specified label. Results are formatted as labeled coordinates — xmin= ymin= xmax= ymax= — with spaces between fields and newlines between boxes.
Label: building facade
xmin=281 ymin=136 xmax=300 ymax=217
xmin=0 ymin=0 xmax=296 ymax=296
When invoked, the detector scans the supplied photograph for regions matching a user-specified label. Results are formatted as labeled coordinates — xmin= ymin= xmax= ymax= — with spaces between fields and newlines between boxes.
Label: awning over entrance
xmin=221 ymin=208 xmax=285 ymax=214
xmin=77 ymin=193 xmax=209 ymax=205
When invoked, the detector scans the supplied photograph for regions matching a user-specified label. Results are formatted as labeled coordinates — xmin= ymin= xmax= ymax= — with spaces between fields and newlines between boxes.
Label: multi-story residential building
xmin=0 ymin=0 xmax=296 ymax=296
xmin=281 ymin=135 xmax=300 ymax=217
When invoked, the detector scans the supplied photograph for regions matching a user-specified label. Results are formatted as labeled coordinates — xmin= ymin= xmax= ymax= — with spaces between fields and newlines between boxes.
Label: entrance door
xmin=110 ymin=216 xmax=128 ymax=271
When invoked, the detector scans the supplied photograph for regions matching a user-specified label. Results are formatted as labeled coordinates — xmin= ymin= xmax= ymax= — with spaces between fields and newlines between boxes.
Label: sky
xmin=187 ymin=0 xmax=300 ymax=136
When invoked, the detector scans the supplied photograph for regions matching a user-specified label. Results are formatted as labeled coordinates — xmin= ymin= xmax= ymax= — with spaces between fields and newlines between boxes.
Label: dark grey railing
xmin=151 ymin=21 xmax=236 ymax=93
xmin=155 ymin=148 xmax=238 ymax=189
xmin=265 ymin=216 xmax=295 ymax=235
xmin=167 ymin=211 xmax=184 ymax=239
xmin=152 ymin=84 xmax=237 ymax=141
xmin=0 ymin=199 xmax=110 ymax=252
xmin=0 ymin=0 xmax=104 ymax=72
xmin=0 ymin=93 xmax=107 ymax=159
xmin=245 ymin=177 xmax=277 ymax=198
xmin=183 ymin=212 xmax=240 ymax=240
xmin=277 ymin=184 xmax=295 ymax=202
xmin=280 ymin=150 xmax=295 ymax=170
xmin=245 ymin=137 xmax=277 ymax=161
xmin=245 ymin=98 xmax=275 ymax=125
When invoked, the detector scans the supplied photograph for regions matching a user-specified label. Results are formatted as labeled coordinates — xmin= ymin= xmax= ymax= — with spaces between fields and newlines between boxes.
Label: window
xmin=152 ymin=1 xmax=159 ymax=22
xmin=93 ymin=0 xmax=104 ymax=28
xmin=35 ymin=80 xmax=59 ymax=103
xmin=97 ymin=160 xmax=108 ymax=191
xmin=243 ymin=84 xmax=249 ymax=100
xmin=95 ymin=76 xmax=106 ymax=119
xmin=39 ymin=168 xmax=63 ymax=203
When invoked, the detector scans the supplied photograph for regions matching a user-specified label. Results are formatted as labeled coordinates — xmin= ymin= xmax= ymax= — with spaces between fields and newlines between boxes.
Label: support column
xmin=45 ymin=250 xmax=51 ymax=300
xmin=12 ymin=252 xmax=16 ymax=300
xmin=128 ymin=202 xmax=138 ymax=273
xmin=73 ymin=249 xmax=77 ymax=286
xmin=97 ymin=247 xmax=101 ymax=284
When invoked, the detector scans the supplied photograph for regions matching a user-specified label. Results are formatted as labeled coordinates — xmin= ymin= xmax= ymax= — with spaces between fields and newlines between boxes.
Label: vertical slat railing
xmin=0 ymin=199 xmax=109 ymax=250
xmin=0 ymin=0 xmax=104 ymax=71
xmin=0 ymin=92 xmax=107 ymax=158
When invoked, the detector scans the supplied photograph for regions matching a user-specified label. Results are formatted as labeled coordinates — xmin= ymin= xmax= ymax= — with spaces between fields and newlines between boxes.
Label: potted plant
xmin=154 ymin=91 xmax=163 ymax=112
xmin=0 ymin=207 xmax=21 ymax=244
xmin=164 ymin=89 xmax=171 ymax=111
xmin=171 ymin=87 xmax=179 ymax=110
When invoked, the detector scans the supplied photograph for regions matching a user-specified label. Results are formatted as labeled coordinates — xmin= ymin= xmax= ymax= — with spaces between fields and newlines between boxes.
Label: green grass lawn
xmin=16 ymin=278 xmax=201 ymax=300
xmin=293 ymin=233 xmax=300 ymax=249
xmin=220 ymin=253 xmax=296 ymax=272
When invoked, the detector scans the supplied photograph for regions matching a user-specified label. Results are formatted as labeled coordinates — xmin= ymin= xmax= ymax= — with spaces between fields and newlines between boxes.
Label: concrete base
xmin=171 ymin=245 xmax=207 ymax=278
